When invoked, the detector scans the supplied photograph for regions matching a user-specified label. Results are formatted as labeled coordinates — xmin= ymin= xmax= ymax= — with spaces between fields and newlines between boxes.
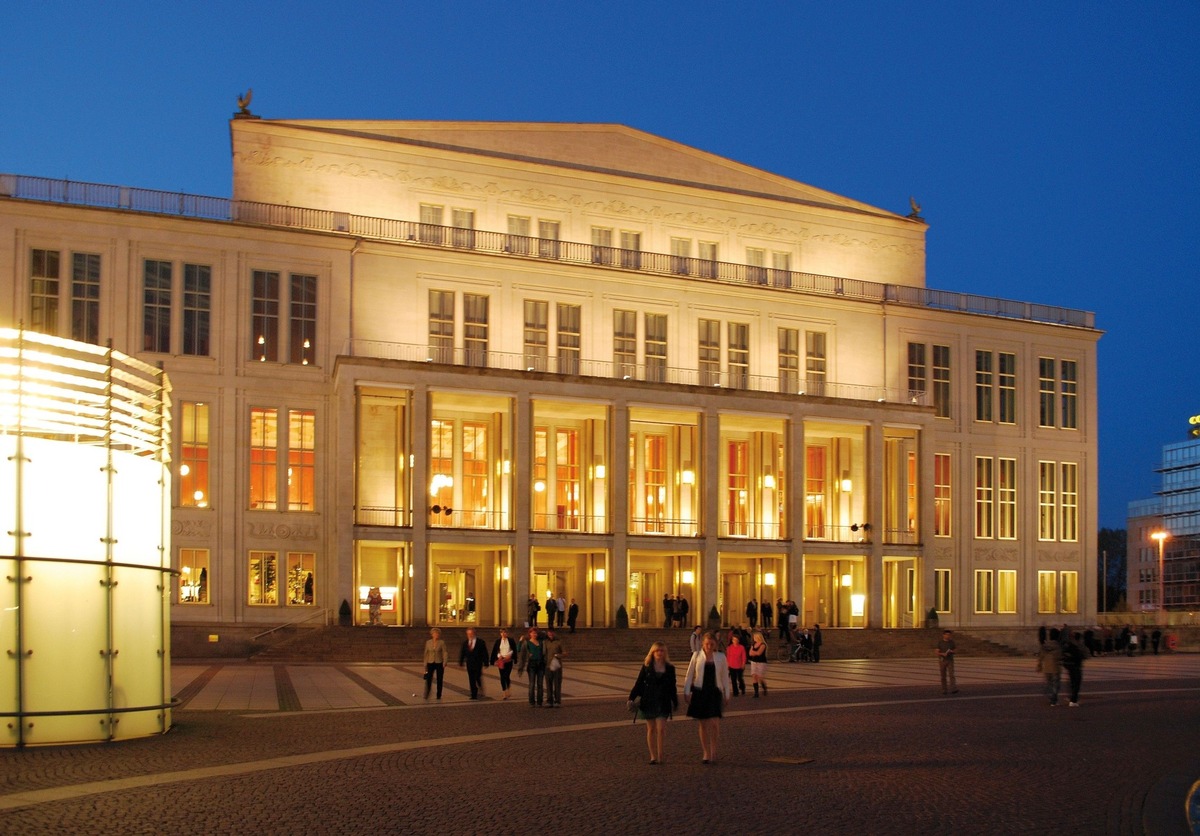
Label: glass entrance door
xmin=437 ymin=567 xmax=477 ymax=624
xmin=627 ymin=571 xmax=659 ymax=626
xmin=722 ymin=572 xmax=747 ymax=627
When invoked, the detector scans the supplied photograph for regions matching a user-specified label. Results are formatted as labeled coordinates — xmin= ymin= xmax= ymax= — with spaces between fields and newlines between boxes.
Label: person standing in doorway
xmin=422 ymin=627 xmax=449 ymax=700
xmin=459 ymin=627 xmax=490 ymax=700
xmin=684 ymin=631 xmax=731 ymax=764
xmin=761 ymin=598 xmax=773 ymax=630
xmin=556 ymin=595 xmax=567 ymax=628
xmin=811 ymin=623 xmax=823 ymax=663
xmin=543 ymin=627 xmax=565 ymax=707
xmin=544 ymin=595 xmax=558 ymax=631
xmin=527 ymin=593 xmax=541 ymax=628
xmin=662 ymin=593 xmax=673 ymax=628
xmin=936 ymin=629 xmax=958 ymax=695
xmin=567 ymin=598 xmax=579 ymax=633
xmin=746 ymin=598 xmax=758 ymax=630
xmin=490 ymin=627 xmax=517 ymax=700
xmin=517 ymin=627 xmax=546 ymax=706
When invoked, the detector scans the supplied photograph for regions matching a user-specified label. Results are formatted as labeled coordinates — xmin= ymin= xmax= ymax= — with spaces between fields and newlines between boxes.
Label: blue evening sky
xmin=3 ymin=2 xmax=1196 ymax=528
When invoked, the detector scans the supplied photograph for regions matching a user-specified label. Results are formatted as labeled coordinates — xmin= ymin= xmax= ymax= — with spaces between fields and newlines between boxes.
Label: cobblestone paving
xmin=1 ymin=657 xmax=1197 ymax=835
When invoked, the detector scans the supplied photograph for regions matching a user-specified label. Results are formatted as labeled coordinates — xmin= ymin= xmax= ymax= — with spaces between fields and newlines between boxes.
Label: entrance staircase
xmin=247 ymin=625 xmax=1024 ymax=664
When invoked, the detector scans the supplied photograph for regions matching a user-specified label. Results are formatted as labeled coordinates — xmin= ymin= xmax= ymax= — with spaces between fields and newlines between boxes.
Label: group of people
xmin=1036 ymin=626 xmax=1089 ymax=707
xmin=421 ymin=625 xmax=567 ymax=705
xmin=525 ymin=594 xmax=579 ymax=632
xmin=660 ymin=594 xmax=691 ymax=628
xmin=742 ymin=598 xmax=774 ymax=629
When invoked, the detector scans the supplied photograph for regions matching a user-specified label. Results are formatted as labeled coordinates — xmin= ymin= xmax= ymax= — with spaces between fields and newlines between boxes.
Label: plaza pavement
xmin=1 ymin=654 xmax=1198 ymax=834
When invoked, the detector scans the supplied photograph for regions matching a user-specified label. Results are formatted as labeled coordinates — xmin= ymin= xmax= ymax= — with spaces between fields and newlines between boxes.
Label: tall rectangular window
xmin=289 ymin=273 xmax=317 ymax=365
xmin=248 ymin=550 xmax=278 ymax=605
xmin=975 ymin=350 xmax=993 ymax=422
xmin=143 ymin=260 xmax=173 ymax=353
xmin=728 ymin=322 xmax=749 ymax=389
xmin=670 ymin=237 xmax=691 ymax=274
xmin=974 ymin=569 xmax=993 ymax=613
xmin=698 ymin=241 xmax=718 ymax=278
xmin=997 ymin=569 xmax=1017 ymax=613
xmin=778 ymin=328 xmax=799 ymax=394
xmin=507 ymin=215 xmax=531 ymax=254
xmin=71 ymin=253 xmax=100 ymax=344
xmin=557 ymin=303 xmax=580 ymax=375
xmin=179 ymin=548 xmax=209 ymax=604
xmin=182 ymin=264 xmax=211 ymax=356
xmin=699 ymin=319 xmax=720 ymax=385
xmin=287 ymin=409 xmax=316 ymax=511
xmin=998 ymin=352 xmax=1016 ymax=424
xmin=524 ymin=300 xmax=549 ymax=370
xmin=934 ymin=568 xmax=952 ymax=613
xmin=462 ymin=422 xmax=489 ymax=526
xmin=771 ymin=251 xmax=791 ymax=287
xmin=537 ymin=220 xmax=561 ymax=259
xmin=619 ymin=230 xmax=641 ymax=269
xmin=591 ymin=226 xmax=614 ymax=265
xmin=726 ymin=440 xmax=749 ymax=536
xmin=286 ymin=552 xmax=316 ymax=606
xmin=429 ymin=289 xmax=454 ymax=363
xmin=806 ymin=331 xmax=827 ymax=395
xmin=613 ymin=309 xmax=637 ymax=378
xmin=180 ymin=401 xmax=210 ymax=508
xmin=251 ymin=270 xmax=280 ymax=362
xmin=450 ymin=208 xmax=475 ymax=249
xmin=249 ymin=408 xmax=278 ymax=510
xmin=1038 ymin=357 xmax=1056 ymax=427
xmin=1060 ymin=360 xmax=1078 ymax=429
xmin=907 ymin=342 xmax=927 ymax=397
xmin=805 ymin=445 xmax=827 ymax=538
xmin=30 ymin=248 xmax=60 ymax=335
xmin=1060 ymin=462 xmax=1078 ymax=542
xmin=463 ymin=293 xmax=488 ymax=367
xmin=746 ymin=247 xmax=767 ymax=284
xmin=1038 ymin=461 xmax=1057 ymax=541
xmin=1038 ymin=570 xmax=1057 ymax=613
xmin=555 ymin=428 xmax=580 ymax=529
xmin=932 ymin=345 xmax=951 ymax=418
xmin=645 ymin=313 xmax=667 ymax=382
xmin=974 ymin=457 xmax=994 ymax=539
xmin=934 ymin=453 xmax=952 ymax=537
xmin=998 ymin=457 xmax=1017 ymax=540
xmin=419 ymin=203 xmax=444 ymax=244
xmin=643 ymin=434 xmax=666 ymax=532
xmin=1060 ymin=571 xmax=1079 ymax=613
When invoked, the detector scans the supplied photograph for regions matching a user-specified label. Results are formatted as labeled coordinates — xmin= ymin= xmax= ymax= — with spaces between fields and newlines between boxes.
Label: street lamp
xmin=1150 ymin=531 xmax=1169 ymax=621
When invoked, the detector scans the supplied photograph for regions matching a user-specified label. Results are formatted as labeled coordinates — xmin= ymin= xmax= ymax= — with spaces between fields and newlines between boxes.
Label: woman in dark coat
xmin=628 ymin=641 xmax=678 ymax=764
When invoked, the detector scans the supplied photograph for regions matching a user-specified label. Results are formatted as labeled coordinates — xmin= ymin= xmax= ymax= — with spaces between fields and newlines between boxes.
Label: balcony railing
xmin=1 ymin=174 xmax=1096 ymax=330
xmin=349 ymin=338 xmax=926 ymax=405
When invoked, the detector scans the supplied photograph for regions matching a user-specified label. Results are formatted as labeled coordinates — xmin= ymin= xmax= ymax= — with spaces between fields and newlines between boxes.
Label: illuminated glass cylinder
xmin=0 ymin=329 xmax=172 ymax=746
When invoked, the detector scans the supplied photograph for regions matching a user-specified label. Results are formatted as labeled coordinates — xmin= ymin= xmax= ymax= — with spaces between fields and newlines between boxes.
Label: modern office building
xmin=0 ymin=112 xmax=1100 ymax=632
xmin=1127 ymin=421 xmax=1200 ymax=613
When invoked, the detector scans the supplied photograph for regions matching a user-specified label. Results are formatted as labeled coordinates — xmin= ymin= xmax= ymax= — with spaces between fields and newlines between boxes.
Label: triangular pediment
xmin=258 ymin=120 xmax=900 ymax=218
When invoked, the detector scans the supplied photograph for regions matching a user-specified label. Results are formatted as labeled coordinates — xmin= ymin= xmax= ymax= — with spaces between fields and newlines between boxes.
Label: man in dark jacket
xmin=459 ymin=627 xmax=491 ymax=699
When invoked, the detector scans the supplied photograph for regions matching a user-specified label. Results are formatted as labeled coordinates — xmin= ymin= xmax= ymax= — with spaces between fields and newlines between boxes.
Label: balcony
xmin=348 ymin=339 xmax=927 ymax=405
xmin=2 ymin=174 xmax=1096 ymax=330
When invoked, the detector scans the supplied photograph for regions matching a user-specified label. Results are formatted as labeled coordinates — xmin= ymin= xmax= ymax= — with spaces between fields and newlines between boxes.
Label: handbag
xmin=549 ymin=656 xmax=561 ymax=672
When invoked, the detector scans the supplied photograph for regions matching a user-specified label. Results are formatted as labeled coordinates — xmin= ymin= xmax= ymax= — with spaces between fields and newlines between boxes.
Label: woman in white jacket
xmin=683 ymin=631 xmax=731 ymax=764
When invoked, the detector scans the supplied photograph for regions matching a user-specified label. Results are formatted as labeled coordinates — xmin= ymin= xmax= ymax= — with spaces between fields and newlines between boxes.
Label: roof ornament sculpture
xmin=907 ymin=196 xmax=924 ymax=220
xmin=235 ymin=88 xmax=255 ymax=118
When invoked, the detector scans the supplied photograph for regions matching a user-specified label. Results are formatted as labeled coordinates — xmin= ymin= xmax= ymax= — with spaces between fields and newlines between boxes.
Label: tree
xmin=1097 ymin=528 xmax=1127 ymax=612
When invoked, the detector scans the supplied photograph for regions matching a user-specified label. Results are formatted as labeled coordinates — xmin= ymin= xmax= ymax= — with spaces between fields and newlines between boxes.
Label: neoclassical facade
xmin=0 ymin=116 xmax=1100 ymax=630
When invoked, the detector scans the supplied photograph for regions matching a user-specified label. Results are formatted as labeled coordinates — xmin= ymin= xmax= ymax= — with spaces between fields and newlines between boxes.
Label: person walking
xmin=458 ymin=627 xmax=490 ymax=700
xmin=422 ymin=627 xmax=449 ymax=700
xmin=490 ymin=627 xmax=517 ymax=700
xmin=543 ymin=627 xmax=565 ymax=707
xmin=684 ymin=631 xmax=731 ymax=764
xmin=689 ymin=625 xmax=704 ymax=655
xmin=1037 ymin=628 xmax=1064 ymax=706
xmin=628 ymin=641 xmax=678 ymax=764
xmin=1061 ymin=629 xmax=1087 ymax=707
xmin=936 ymin=629 xmax=958 ymax=695
xmin=748 ymin=631 xmax=769 ymax=697
xmin=725 ymin=631 xmax=747 ymax=696
xmin=517 ymin=627 xmax=546 ymax=706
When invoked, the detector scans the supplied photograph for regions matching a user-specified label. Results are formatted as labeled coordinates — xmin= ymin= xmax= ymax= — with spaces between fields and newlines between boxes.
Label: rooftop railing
xmin=1 ymin=173 xmax=1096 ymax=330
